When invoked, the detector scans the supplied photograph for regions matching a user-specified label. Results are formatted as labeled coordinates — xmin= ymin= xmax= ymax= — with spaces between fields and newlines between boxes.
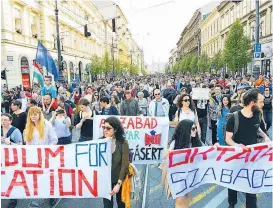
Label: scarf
xmin=122 ymin=164 xmax=135 ymax=208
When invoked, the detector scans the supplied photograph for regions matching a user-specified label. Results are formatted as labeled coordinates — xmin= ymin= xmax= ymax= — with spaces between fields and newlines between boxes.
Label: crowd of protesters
xmin=1 ymin=72 xmax=272 ymax=208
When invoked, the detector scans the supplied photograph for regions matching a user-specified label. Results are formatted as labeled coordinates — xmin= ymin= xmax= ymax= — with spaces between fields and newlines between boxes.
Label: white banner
xmin=93 ymin=116 xmax=169 ymax=164
xmin=191 ymin=88 xmax=210 ymax=100
xmin=1 ymin=139 xmax=112 ymax=199
xmin=168 ymin=143 xmax=273 ymax=199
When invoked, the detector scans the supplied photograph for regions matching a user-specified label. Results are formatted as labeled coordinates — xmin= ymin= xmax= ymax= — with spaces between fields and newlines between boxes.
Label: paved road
xmin=1 ymin=127 xmax=272 ymax=208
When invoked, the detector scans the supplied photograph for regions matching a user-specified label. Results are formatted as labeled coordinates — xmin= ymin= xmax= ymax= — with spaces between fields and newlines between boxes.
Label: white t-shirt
xmin=179 ymin=109 xmax=195 ymax=122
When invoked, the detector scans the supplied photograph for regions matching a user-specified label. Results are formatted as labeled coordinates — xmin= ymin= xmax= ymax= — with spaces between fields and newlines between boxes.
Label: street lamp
xmin=55 ymin=0 xmax=63 ymax=81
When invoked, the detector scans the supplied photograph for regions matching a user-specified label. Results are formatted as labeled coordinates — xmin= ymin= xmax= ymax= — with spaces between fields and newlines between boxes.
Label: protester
xmin=101 ymin=117 xmax=129 ymax=208
xmin=120 ymin=90 xmax=141 ymax=116
xmin=26 ymin=98 xmax=37 ymax=114
xmin=224 ymin=88 xmax=270 ymax=208
xmin=162 ymin=119 xmax=202 ymax=208
xmin=19 ymin=91 xmax=28 ymax=111
xmin=24 ymin=106 xmax=58 ymax=145
xmin=75 ymin=98 xmax=94 ymax=142
xmin=216 ymin=95 xmax=231 ymax=145
xmin=1 ymin=113 xmax=23 ymax=208
xmin=100 ymin=96 xmax=119 ymax=115
xmin=11 ymin=100 xmax=27 ymax=134
xmin=137 ymin=91 xmax=148 ymax=116
xmin=171 ymin=93 xmax=201 ymax=137
xmin=209 ymin=84 xmax=223 ymax=144
xmin=110 ymin=94 xmax=121 ymax=112
xmin=263 ymin=86 xmax=272 ymax=130
xmin=91 ymin=91 xmax=101 ymax=113
xmin=50 ymin=104 xmax=72 ymax=145
xmin=41 ymin=76 xmax=57 ymax=114
xmin=148 ymin=89 xmax=169 ymax=117
xmin=254 ymin=74 xmax=266 ymax=87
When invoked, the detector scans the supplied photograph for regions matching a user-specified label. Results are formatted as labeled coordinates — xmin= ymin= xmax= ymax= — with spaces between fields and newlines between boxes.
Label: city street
xmin=2 ymin=127 xmax=272 ymax=208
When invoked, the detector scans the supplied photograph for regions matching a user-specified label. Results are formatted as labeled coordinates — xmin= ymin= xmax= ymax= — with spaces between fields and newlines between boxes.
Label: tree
xmin=90 ymin=55 xmax=104 ymax=75
xmin=103 ymin=51 xmax=111 ymax=73
xmin=190 ymin=55 xmax=198 ymax=73
xmin=211 ymin=51 xmax=225 ymax=73
xmin=129 ymin=64 xmax=140 ymax=75
xmin=223 ymin=19 xmax=252 ymax=72
xmin=184 ymin=56 xmax=192 ymax=72
xmin=198 ymin=53 xmax=210 ymax=72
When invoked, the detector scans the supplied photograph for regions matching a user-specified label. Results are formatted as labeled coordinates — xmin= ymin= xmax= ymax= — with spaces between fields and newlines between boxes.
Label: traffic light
xmin=84 ymin=24 xmax=91 ymax=37
xmin=112 ymin=19 xmax=116 ymax=33
xmin=1 ymin=70 xmax=6 ymax=80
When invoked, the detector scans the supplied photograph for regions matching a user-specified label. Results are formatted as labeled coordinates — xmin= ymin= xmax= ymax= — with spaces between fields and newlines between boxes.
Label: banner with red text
xmin=93 ymin=116 xmax=169 ymax=164
xmin=1 ymin=139 xmax=112 ymax=199
xmin=167 ymin=143 xmax=273 ymax=198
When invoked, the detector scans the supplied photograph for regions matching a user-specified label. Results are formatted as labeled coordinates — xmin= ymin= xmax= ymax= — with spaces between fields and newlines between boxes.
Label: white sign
xmin=191 ymin=88 xmax=210 ymax=100
xmin=1 ymin=139 xmax=112 ymax=199
xmin=167 ymin=143 xmax=273 ymax=199
xmin=93 ymin=116 xmax=169 ymax=164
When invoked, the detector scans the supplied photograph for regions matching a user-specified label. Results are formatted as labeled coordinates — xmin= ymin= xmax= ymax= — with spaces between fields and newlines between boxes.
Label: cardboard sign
xmin=1 ymin=139 xmax=112 ymax=199
xmin=191 ymin=88 xmax=210 ymax=100
xmin=93 ymin=116 xmax=169 ymax=164
xmin=167 ymin=143 xmax=273 ymax=198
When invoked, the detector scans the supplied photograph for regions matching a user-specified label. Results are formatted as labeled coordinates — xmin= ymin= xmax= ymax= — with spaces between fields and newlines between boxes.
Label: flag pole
xmin=31 ymin=41 xmax=41 ymax=91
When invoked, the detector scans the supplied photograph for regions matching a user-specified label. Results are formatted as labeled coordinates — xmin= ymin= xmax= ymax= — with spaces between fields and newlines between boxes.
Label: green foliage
xmin=211 ymin=51 xmax=225 ymax=72
xmin=90 ymin=55 xmax=104 ymax=75
xmin=198 ymin=53 xmax=210 ymax=72
xmin=141 ymin=67 xmax=149 ymax=75
xmin=223 ymin=19 xmax=252 ymax=72
xmin=129 ymin=64 xmax=140 ymax=74
xmin=190 ymin=55 xmax=198 ymax=73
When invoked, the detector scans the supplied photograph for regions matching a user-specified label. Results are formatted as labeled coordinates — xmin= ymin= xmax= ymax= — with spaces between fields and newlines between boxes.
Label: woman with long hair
xmin=11 ymin=100 xmax=27 ymax=134
xmin=170 ymin=93 xmax=201 ymax=137
xmin=101 ymin=117 xmax=129 ymax=208
xmin=49 ymin=104 xmax=72 ymax=145
xmin=75 ymin=98 xmax=94 ymax=142
xmin=217 ymin=95 xmax=231 ymax=145
xmin=162 ymin=119 xmax=202 ymax=208
xmin=91 ymin=91 xmax=101 ymax=113
xmin=110 ymin=94 xmax=121 ymax=112
xmin=24 ymin=106 xmax=58 ymax=145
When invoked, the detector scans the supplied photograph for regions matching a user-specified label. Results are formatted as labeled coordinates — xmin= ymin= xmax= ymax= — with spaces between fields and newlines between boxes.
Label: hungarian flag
xmin=33 ymin=60 xmax=44 ymax=87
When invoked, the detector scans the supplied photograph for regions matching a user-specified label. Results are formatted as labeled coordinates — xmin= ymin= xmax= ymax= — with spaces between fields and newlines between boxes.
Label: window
xmin=221 ymin=15 xmax=225 ymax=29
xmin=225 ymin=12 xmax=229 ymax=27
xmin=251 ymin=0 xmax=255 ymax=10
xmin=30 ymin=15 xmax=38 ymax=38
xmin=236 ymin=4 xmax=240 ymax=18
xmin=14 ymin=8 xmax=22 ymax=34
xmin=230 ymin=7 xmax=234 ymax=24
xmin=243 ymin=0 xmax=247 ymax=16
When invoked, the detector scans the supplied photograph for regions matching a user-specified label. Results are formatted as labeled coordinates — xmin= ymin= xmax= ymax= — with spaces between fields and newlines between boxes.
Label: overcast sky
xmin=110 ymin=0 xmax=220 ymax=65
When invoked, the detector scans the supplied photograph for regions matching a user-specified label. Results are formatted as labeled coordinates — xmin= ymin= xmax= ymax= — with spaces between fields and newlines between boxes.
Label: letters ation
xmin=78 ymin=170 xmax=98 ymax=197
xmin=58 ymin=169 xmax=76 ymax=196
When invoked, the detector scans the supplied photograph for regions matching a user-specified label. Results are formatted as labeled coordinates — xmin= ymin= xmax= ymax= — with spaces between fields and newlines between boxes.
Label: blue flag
xmin=47 ymin=51 xmax=59 ymax=79
xmin=35 ymin=41 xmax=59 ymax=80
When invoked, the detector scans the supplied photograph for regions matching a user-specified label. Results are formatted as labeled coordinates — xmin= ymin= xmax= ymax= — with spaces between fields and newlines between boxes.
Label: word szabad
xmin=94 ymin=116 xmax=170 ymax=164
xmin=168 ymin=143 xmax=272 ymax=198
xmin=1 ymin=140 xmax=112 ymax=199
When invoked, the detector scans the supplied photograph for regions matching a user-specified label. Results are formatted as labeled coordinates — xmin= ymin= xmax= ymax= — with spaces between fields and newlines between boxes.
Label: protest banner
xmin=167 ymin=143 xmax=272 ymax=199
xmin=1 ymin=139 xmax=112 ymax=199
xmin=93 ymin=115 xmax=169 ymax=164
xmin=191 ymin=88 xmax=210 ymax=100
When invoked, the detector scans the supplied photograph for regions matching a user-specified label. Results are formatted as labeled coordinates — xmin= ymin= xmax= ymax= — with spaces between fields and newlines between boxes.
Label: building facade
xmin=200 ymin=8 xmax=221 ymax=58
xmin=169 ymin=47 xmax=178 ymax=71
xmin=217 ymin=0 xmax=272 ymax=74
xmin=176 ymin=9 xmax=201 ymax=60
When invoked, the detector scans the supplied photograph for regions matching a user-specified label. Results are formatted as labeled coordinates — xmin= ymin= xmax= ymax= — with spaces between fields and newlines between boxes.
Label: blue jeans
xmin=263 ymin=109 xmax=272 ymax=130
xmin=57 ymin=135 xmax=72 ymax=145
xmin=79 ymin=136 xmax=93 ymax=142
xmin=198 ymin=117 xmax=208 ymax=144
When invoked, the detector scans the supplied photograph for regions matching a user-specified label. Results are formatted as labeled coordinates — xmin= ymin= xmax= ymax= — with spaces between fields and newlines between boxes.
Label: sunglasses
xmin=191 ymin=126 xmax=197 ymax=131
xmin=183 ymin=99 xmax=191 ymax=102
xmin=154 ymin=93 xmax=160 ymax=96
xmin=102 ymin=126 xmax=113 ymax=131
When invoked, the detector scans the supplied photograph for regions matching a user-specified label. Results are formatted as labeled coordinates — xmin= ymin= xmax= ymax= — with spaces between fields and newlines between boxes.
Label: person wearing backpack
xmin=100 ymin=117 xmax=129 ymax=208
xmin=222 ymin=89 xmax=270 ymax=208
xmin=1 ymin=113 xmax=23 ymax=208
